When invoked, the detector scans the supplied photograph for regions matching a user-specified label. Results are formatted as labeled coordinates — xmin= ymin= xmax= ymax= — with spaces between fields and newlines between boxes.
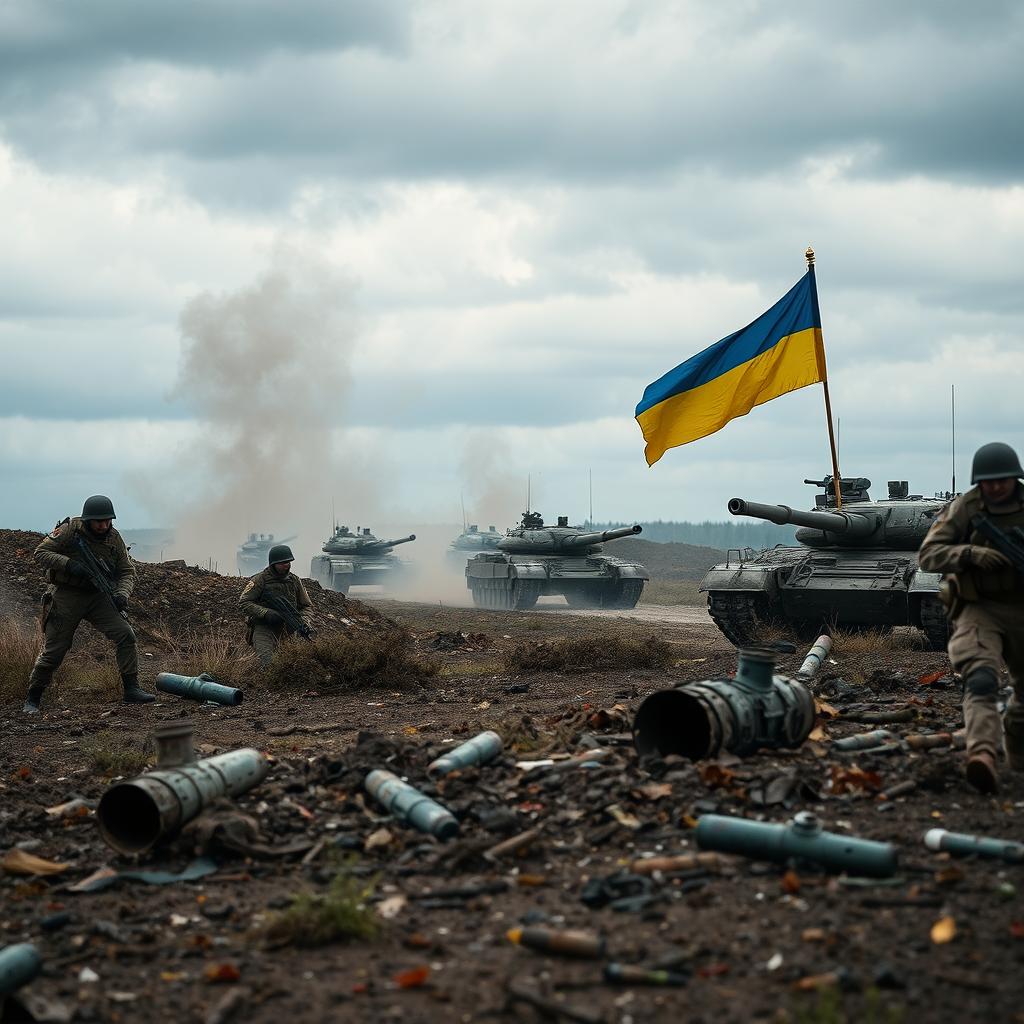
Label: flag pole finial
xmin=805 ymin=246 xmax=815 ymax=268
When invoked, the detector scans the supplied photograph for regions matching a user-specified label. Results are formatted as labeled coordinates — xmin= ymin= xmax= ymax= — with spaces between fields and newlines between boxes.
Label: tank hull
xmin=310 ymin=554 xmax=411 ymax=596
xmin=465 ymin=553 xmax=649 ymax=610
xmin=699 ymin=546 xmax=948 ymax=649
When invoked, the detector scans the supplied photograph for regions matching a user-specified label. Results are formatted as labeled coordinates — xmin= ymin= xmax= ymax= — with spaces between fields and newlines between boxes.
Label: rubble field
xmin=1 ymin=553 xmax=1023 ymax=1023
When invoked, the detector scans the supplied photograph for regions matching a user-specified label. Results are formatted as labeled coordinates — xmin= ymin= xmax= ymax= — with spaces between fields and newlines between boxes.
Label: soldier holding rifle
xmin=919 ymin=443 xmax=1024 ymax=794
xmin=23 ymin=495 xmax=154 ymax=713
xmin=239 ymin=544 xmax=315 ymax=668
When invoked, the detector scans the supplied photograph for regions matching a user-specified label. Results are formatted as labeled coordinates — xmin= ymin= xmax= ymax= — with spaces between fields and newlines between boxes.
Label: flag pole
xmin=806 ymin=246 xmax=843 ymax=510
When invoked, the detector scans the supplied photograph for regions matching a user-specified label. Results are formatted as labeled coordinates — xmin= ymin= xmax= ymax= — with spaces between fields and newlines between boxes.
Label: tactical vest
xmin=245 ymin=568 xmax=304 ymax=620
xmin=43 ymin=518 xmax=126 ymax=588
xmin=958 ymin=490 xmax=1024 ymax=602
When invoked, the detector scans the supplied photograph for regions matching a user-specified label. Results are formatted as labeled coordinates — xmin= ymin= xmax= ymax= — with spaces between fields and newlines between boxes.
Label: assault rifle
xmin=262 ymin=593 xmax=314 ymax=641
xmin=73 ymin=536 xmax=130 ymax=622
xmin=971 ymin=515 xmax=1024 ymax=578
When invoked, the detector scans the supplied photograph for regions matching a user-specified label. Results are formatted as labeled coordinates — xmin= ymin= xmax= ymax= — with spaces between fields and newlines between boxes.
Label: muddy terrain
xmin=1 ymin=540 xmax=1022 ymax=1024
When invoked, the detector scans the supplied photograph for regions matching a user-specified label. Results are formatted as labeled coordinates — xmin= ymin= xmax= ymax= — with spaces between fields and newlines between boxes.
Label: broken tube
xmin=364 ymin=769 xmax=458 ymax=840
xmin=0 ymin=943 xmax=41 ymax=997
xmin=156 ymin=671 xmax=244 ymax=706
xmin=797 ymin=634 xmax=833 ymax=678
xmin=632 ymin=647 xmax=815 ymax=760
xmin=96 ymin=748 xmax=269 ymax=855
xmin=696 ymin=811 xmax=898 ymax=877
xmin=428 ymin=731 xmax=503 ymax=776
xmin=924 ymin=828 xmax=1024 ymax=864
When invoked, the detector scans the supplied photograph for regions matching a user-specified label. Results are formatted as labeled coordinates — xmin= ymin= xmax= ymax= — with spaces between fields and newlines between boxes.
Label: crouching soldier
xmin=24 ymin=495 xmax=155 ymax=714
xmin=918 ymin=442 xmax=1024 ymax=794
xmin=239 ymin=544 xmax=314 ymax=668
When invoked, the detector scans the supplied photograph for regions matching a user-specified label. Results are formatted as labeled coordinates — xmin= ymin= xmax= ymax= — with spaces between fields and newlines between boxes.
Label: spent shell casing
xmin=832 ymin=730 xmax=895 ymax=751
xmin=506 ymin=926 xmax=606 ymax=959
xmin=604 ymin=963 xmax=688 ymax=986
xmin=923 ymin=828 xmax=1024 ymax=864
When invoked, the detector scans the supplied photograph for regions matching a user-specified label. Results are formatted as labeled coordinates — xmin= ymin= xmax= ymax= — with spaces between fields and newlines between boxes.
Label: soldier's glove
xmin=263 ymin=610 xmax=284 ymax=627
xmin=112 ymin=594 xmax=128 ymax=611
xmin=966 ymin=546 xmax=1013 ymax=572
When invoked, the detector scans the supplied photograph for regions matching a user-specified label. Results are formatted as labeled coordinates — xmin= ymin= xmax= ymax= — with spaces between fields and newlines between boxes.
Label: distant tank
xmin=699 ymin=476 xmax=951 ymax=649
xmin=465 ymin=512 xmax=649 ymax=610
xmin=236 ymin=533 xmax=296 ymax=576
xmin=310 ymin=526 xmax=417 ymax=596
xmin=448 ymin=524 xmax=504 ymax=563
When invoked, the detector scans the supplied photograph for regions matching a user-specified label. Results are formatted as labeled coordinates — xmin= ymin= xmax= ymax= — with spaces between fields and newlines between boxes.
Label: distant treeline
xmin=589 ymin=519 xmax=795 ymax=550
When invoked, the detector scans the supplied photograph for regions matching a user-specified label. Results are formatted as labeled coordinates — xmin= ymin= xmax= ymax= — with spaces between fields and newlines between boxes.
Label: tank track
xmin=607 ymin=579 xmax=645 ymax=609
xmin=470 ymin=579 xmax=541 ymax=611
xmin=918 ymin=596 xmax=950 ymax=651
xmin=707 ymin=592 xmax=765 ymax=647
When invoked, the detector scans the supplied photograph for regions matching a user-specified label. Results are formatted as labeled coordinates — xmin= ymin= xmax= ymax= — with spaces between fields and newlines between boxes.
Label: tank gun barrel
xmin=563 ymin=525 xmax=642 ymax=547
xmin=373 ymin=534 xmax=417 ymax=548
xmin=728 ymin=499 xmax=876 ymax=538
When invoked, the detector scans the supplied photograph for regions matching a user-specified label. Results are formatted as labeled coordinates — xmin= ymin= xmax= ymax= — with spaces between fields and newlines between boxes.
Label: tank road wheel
xmin=606 ymin=580 xmax=644 ymax=609
xmin=564 ymin=584 xmax=600 ymax=609
xmin=919 ymin=596 xmax=950 ymax=651
xmin=511 ymin=580 xmax=541 ymax=610
xmin=707 ymin=592 xmax=774 ymax=647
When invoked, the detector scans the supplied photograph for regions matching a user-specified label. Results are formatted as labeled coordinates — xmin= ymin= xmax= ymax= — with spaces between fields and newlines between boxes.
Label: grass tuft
xmin=259 ymin=631 xmax=437 ymax=692
xmin=148 ymin=622 xmax=258 ymax=687
xmin=81 ymin=729 xmax=151 ymax=776
xmin=260 ymin=869 xmax=379 ymax=948
xmin=505 ymin=634 xmax=675 ymax=674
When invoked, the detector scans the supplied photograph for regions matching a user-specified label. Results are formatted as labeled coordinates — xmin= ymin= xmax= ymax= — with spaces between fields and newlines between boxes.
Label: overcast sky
xmin=2 ymin=1 xmax=1022 ymax=551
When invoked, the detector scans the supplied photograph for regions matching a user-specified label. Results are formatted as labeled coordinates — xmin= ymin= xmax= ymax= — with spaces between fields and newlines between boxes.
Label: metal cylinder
xmin=924 ymin=828 xmax=1024 ymax=864
xmin=156 ymin=672 xmax=244 ymax=706
xmin=633 ymin=648 xmax=814 ymax=760
xmin=696 ymin=811 xmax=898 ymax=877
xmin=832 ymin=730 xmax=896 ymax=752
xmin=0 ymin=943 xmax=41 ymax=997
xmin=96 ymin=748 xmax=269 ymax=855
xmin=797 ymin=635 xmax=833 ymax=678
xmin=365 ymin=770 xmax=458 ymax=840
xmin=153 ymin=721 xmax=196 ymax=768
xmin=428 ymin=731 xmax=503 ymax=777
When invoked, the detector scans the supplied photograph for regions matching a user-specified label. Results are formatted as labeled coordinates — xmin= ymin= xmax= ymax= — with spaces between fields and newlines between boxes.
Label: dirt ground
xmin=2 ymin=590 xmax=1023 ymax=1024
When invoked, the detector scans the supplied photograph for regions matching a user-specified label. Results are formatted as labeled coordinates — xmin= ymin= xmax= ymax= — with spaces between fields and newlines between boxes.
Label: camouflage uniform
xmin=918 ymin=483 xmax=1024 ymax=766
xmin=28 ymin=517 xmax=138 ymax=697
xmin=239 ymin=567 xmax=314 ymax=668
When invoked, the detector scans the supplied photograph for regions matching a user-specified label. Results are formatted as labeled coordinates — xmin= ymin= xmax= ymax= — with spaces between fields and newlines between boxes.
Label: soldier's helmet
xmin=268 ymin=544 xmax=294 ymax=566
xmin=81 ymin=495 xmax=116 ymax=521
xmin=971 ymin=442 xmax=1024 ymax=483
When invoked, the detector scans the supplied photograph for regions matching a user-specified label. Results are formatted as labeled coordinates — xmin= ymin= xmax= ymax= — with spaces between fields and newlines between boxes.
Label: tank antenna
xmin=589 ymin=468 xmax=593 ymax=527
xmin=950 ymin=384 xmax=956 ymax=495
xmin=527 ymin=474 xmax=531 ymax=513
xmin=461 ymin=491 xmax=467 ymax=533
xmin=807 ymin=246 xmax=843 ymax=510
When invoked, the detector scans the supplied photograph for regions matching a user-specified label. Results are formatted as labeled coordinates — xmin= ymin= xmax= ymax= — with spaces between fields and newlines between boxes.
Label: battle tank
xmin=310 ymin=526 xmax=416 ymax=596
xmin=236 ymin=533 xmax=296 ymax=576
xmin=465 ymin=512 xmax=649 ymax=610
xmin=699 ymin=476 xmax=951 ymax=649
xmin=447 ymin=524 xmax=504 ymax=563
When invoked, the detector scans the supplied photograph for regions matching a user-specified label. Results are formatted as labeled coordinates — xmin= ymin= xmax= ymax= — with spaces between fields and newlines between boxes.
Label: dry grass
xmin=148 ymin=622 xmax=258 ymax=687
xmin=826 ymin=627 xmax=920 ymax=656
xmin=259 ymin=631 xmax=438 ymax=692
xmin=0 ymin=617 xmax=43 ymax=701
xmin=437 ymin=658 xmax=505 ymax=678
xmin=640 ymin=579 xmax=704 ymax=606
xmin=260 ymin=869 xmax=379 ymax=948
xmin=505 ymin=634 xmax=676 ymax=674
xmin=81 ymin=729 xmax=152 ymax=776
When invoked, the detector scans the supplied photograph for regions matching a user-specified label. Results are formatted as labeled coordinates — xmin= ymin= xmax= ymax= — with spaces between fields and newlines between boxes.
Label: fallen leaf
xmin=377 ymin=895 xmax=407 ymax=920
xmin=801 ymin=928 xmax=826 ymax=943
xmin=606 ymin=804 xmax=641 ymax=830
xmin=402 ymin=726 xmax=418 ymax=735
xmin=935 ymin=865 xmax=966 ymax=886
xmin=793 ymin=972 xmax=839 ymax=991
xmin=699 ymin=763 xmax=736 ymax=789
xmin=829 ymin=766 xmax=883 ymax=795
xmin=815 ymin=700 xmax=840 ymax=719
xmin=364 ymin=828 xmax=394 ymax=852
xmin=516 ymin=874 xmax=546 ymax=887
xmin=632 ymin=783 xmax=673 ymax=802
xmin=204 ymin=963 xmax=241 ymax=983
xmin=1 ymin=849 xmax=69 ymax=876
xmin=918 ymin=669 xmax=945 ymax=686
xmin=931 ymin=916 xmax=957 ymax=944
xmin=394 ymin=966 xmax=430 ymax=989
xmin=808 ymin=726 xmax=828 ymax=742
xmin=781 ymin=870 xmax=801 ymax=895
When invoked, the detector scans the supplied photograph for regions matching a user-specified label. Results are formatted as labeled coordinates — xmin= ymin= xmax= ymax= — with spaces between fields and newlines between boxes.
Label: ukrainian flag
xmin=635 ymin=270 xmax=827 ymax=466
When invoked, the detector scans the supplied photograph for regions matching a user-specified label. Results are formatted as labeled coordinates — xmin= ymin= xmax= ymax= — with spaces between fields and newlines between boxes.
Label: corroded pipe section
xmin=0 ymin=943 xmax=41 ymax=996
xmin=428 ymin=731 xmax=503 ymax=777
xmin=156 ymin=672 xmax=244 ymax=706
xmin=365 ymin=770 xmax=458 ymax=840
xmin=797 ymin=635 xmax=833 ymax=678
xmin=97 ymin=749 xmax=269 ymax=855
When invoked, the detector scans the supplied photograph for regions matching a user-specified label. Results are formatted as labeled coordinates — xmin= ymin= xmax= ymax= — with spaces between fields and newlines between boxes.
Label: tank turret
xmin=465 ymin=513 xmax=649 ymax=610
xmin=236 ymin=533 xmax=296 ymax=575
xmin=700 ymin=476 xmax=950 ymax=650
xmin=321 ymin=526 xmax=416 ymax=555
xmin=448 ymin=524 xmax=505 ymax=560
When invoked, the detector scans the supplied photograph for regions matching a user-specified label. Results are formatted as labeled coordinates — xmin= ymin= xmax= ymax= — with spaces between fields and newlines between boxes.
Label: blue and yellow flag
xmin=635 ymin=270 xmax=826 ymax=466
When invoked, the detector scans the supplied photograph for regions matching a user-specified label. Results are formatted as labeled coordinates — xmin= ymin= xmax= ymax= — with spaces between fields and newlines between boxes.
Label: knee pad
xmin=965 ymin=668 xmax=1000 ymax=697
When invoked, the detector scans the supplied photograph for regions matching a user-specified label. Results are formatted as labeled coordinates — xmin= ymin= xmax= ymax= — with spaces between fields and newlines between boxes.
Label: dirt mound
xmin=0 ymin=528 xmax=393 ymax=644
xmin=611 ymin=536 xmax=723 ymax=580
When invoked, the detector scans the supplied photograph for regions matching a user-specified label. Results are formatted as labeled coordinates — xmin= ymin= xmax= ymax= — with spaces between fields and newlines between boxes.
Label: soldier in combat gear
xmin=24 ymin=495 xmax=155 ymax=713
xmin=919 ymin=442 xmax=1024 ymax=794
xmin=239 ymin=544 xmax=314 ymax=668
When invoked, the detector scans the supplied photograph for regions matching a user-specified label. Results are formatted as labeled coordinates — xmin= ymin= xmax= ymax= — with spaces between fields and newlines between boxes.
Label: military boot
xmin=22 ymin=684 xmax=46 ymax=715
xmin=121 ymin=674 xmax=155 ymax=704
xmin=965 ymin=751 xmax=1000 ymax=795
